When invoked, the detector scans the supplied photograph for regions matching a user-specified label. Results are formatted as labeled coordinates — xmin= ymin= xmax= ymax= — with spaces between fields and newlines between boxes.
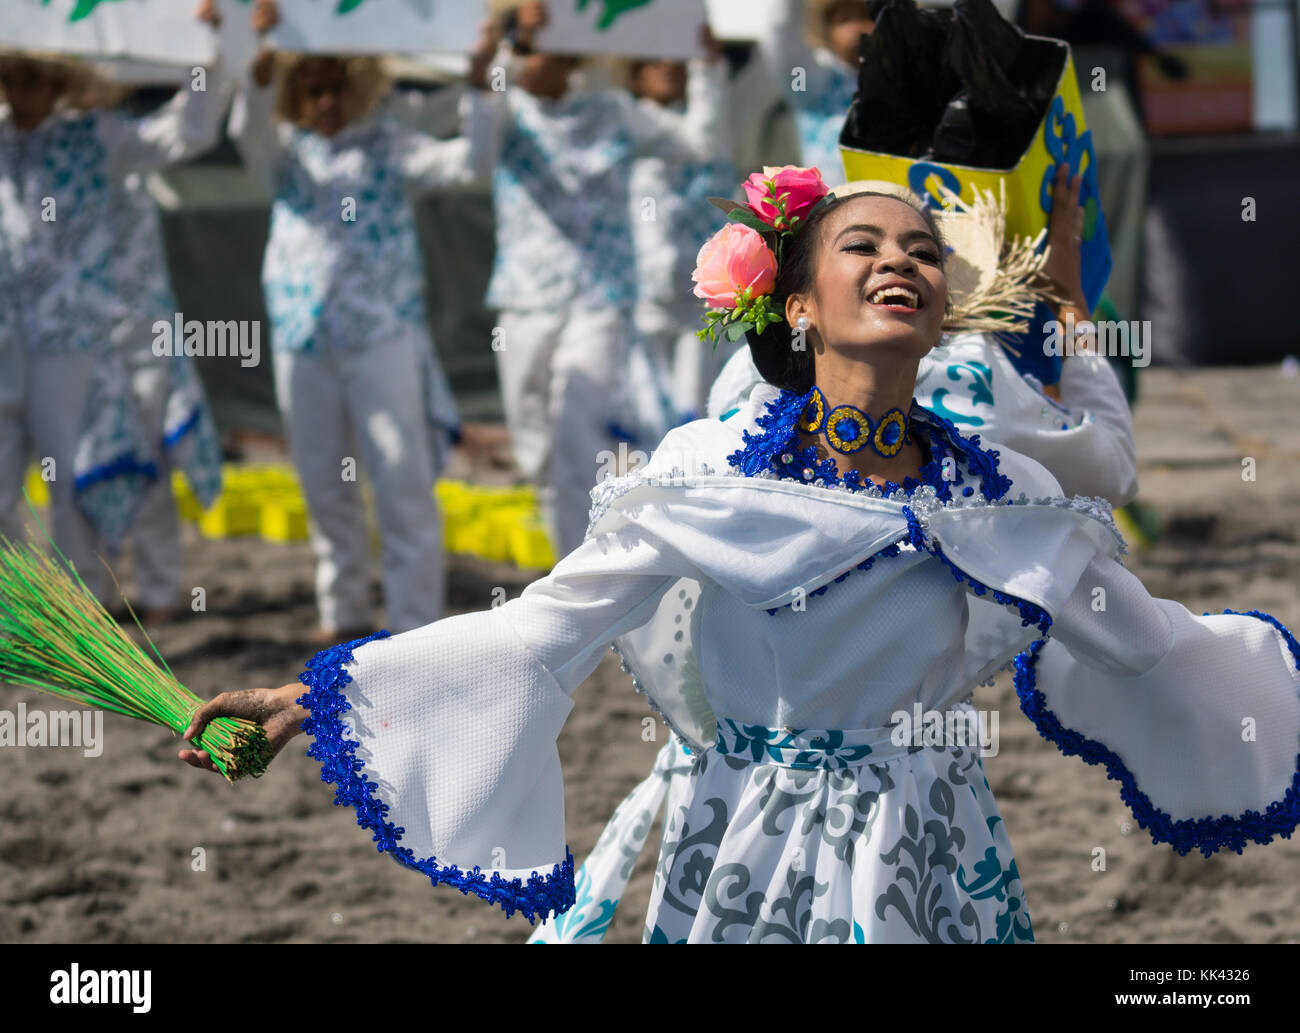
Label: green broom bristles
xmin=0 ymin=494 xmax=272 ymax=783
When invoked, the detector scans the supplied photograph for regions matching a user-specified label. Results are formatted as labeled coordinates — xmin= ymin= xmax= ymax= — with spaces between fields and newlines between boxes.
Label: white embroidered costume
xmin=0 ymin=81 xmax=229 ymax=589
xmin=101 ymin=170 xmax=224 ymax=607
xmin=229 ymin=77 xmax=493 ymax=632
xmin=629 ymin=142 xmax=737 ymax=422
xmin=294 ymin=386 xmax=1300 ymax=943
xmin=532 ymin=330 xmax=1139 ymax=942
xmin=472 ymin=60 xmax=726 ymax=555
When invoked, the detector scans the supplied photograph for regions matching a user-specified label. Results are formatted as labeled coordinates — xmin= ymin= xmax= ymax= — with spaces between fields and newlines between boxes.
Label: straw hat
xmin=806 ymin=0 xmax=877 ymax=43
xmin=830 ymin=177 xmax=1061 ymax=336
xmin=0 ymin=48 xmax=105 ymax=111
xmin=0 ymin=47 xmax=88 ymax=77
xmin=272 ymin=51 xmax=390 ymax=125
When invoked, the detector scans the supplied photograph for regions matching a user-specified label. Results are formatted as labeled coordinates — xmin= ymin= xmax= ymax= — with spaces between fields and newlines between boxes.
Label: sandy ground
xmin=1 ymin=366 xmax=1298 ymax=944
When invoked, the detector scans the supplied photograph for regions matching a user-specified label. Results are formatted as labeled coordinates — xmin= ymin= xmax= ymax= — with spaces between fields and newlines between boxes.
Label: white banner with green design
xmin=0 ymin=0 xmax=486 ymax=65
xmin=266 ymin=0 xmax=484 ymax=55
xmin=535 ymin=0 xmax=711 ymax=59
xmin=0 ymin=0 xmax=218 ymax=65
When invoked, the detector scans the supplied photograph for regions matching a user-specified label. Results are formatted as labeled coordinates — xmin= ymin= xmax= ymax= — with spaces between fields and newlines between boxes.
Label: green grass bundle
xmin=0 ymin=516 xmax=271 ymax=783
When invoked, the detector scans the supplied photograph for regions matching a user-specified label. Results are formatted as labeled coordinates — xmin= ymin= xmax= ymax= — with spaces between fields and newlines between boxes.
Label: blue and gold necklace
xmin=796 ymin=385 xmax=910 ymax=458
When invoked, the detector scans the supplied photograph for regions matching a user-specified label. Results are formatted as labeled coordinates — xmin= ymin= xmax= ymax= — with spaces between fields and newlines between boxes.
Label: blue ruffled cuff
xmin=1014 ymin=610 xmax=1300 ymax=858
xmin=295 ymin=630 xmax=576 ymax=923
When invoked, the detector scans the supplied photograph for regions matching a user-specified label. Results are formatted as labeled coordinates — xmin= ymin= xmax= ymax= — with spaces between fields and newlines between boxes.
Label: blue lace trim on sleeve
xmin=295 ymin=630 xmax=577 ymax=924
xmin=764 ymin=543 xmax=905 ymax=616
xmin=1013 ymin=610 xmax=1300 ymax=858
xmin=901 ymin=505 xmax=1054 ymax=635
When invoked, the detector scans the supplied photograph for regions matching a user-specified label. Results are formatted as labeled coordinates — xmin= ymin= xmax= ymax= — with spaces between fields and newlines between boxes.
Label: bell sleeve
xmin=1009 ymin=349 xmax=1139 ymax=505
xmin=931 ymin=334 xmax=1139 ymax=505
xmin=292 ymin=520 xmax=698 ymax=923
xmin=1018 ymin=553 xmax=1300 ymax=857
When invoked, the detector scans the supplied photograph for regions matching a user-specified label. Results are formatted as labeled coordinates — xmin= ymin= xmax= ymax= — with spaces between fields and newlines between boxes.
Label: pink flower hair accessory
xmin=741 ymin=165 xmax=829 ymax=234
xmin=692 ymin=165 xmax=831 ymax=350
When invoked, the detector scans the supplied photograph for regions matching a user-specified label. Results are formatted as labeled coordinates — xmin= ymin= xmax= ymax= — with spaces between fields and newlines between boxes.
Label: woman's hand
xmin=252 ymin=0 xmax=280 ymax=35
xmin=178 ymin=683 xmax=308 ymax=775
xmin=515 ymin=1 xmax=547 ymax=48
xmin=1041 ymin=161 xmax=1088 ymax=313
xmin=248 ymin=0 xmax=279 ymax=85
xmin=195 ymin=0 xmax=220 ymax=27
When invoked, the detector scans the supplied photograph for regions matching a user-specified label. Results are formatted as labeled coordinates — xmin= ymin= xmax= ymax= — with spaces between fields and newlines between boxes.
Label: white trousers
xmin=273 ymin=341 xmax=444 ymax=634
xmin=641 ymin=323 xmax=743 ymax=422
xmin=126 ymin=360 xmax=182 ymax=611
xmin=494 ymin=303 xmax=629 ymax=558
xmin=638 ymin=289 xmax=745 ymax=422
xmin=0 ymin=352 xmax=110 ymax=600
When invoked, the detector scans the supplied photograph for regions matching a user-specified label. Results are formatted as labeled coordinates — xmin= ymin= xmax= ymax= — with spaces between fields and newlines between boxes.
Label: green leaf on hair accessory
xmin=705 ymin=199 xmax=779 ymax=236
xmin=706 ymin=196 xmax=746 ymax=215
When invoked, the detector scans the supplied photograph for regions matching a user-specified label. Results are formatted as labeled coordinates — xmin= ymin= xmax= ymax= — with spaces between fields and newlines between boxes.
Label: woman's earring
xmin=795 ymin=315 xmax=810 ymax=331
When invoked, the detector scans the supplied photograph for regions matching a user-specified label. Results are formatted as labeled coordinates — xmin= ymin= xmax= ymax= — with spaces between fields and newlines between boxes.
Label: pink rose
xmin=742 ymin=165 xmax=829 ymax=230
xmin=691 ymin=223 xmax=778 ymax=309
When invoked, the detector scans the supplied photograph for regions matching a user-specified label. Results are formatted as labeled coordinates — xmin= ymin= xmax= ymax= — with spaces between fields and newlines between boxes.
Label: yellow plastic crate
xmin=508 ymin=520 xmax=556 ymax=570
xmin=260 ymin=499 xmax=310 ymax=543
xmin=23 ymin=468 xmax=51 ymax=508
xmin=171 ymin=471 xmax=204 ymax=522
xmin=27 ymin=460 xmax=555 ymax=567
xmin=198 ymin=496 xmax=261 ymax=538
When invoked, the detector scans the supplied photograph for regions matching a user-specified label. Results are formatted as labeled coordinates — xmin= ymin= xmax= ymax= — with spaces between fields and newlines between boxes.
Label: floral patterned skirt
xmin=532 ymin=706 xmax=1034 ymax=944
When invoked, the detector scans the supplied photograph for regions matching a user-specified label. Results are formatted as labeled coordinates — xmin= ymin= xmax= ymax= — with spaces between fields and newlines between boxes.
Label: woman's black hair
xmin=746 ymin=190 xmax=947 ymax=394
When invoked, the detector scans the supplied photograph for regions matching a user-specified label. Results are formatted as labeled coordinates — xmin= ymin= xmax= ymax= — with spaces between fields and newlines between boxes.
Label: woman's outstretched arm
xmin=175 ymin=517 xmax=700 ymax=922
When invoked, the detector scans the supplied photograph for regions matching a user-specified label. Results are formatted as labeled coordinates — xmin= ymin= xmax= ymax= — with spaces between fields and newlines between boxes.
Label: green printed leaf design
xmin=69 ymin=0 xmax=122 ymax=23
xmin=576 ymin=0 xmax=654 ymax=31
xmin=337 ymin=0 xmax=368 ymax=13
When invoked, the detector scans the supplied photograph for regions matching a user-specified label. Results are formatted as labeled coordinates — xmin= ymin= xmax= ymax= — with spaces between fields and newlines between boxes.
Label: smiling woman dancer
xmin=181 ymin=167 xmax=1300 ymax=944
xmin=529 ymin=164 xmax=1142 ymax=944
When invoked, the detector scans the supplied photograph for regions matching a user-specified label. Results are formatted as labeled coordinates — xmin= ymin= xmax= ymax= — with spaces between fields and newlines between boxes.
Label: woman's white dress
xmin=294 ymin=385 xmax=1300 ymax=943
xmin=533 ymin=334 xmax=1143 ymax=943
